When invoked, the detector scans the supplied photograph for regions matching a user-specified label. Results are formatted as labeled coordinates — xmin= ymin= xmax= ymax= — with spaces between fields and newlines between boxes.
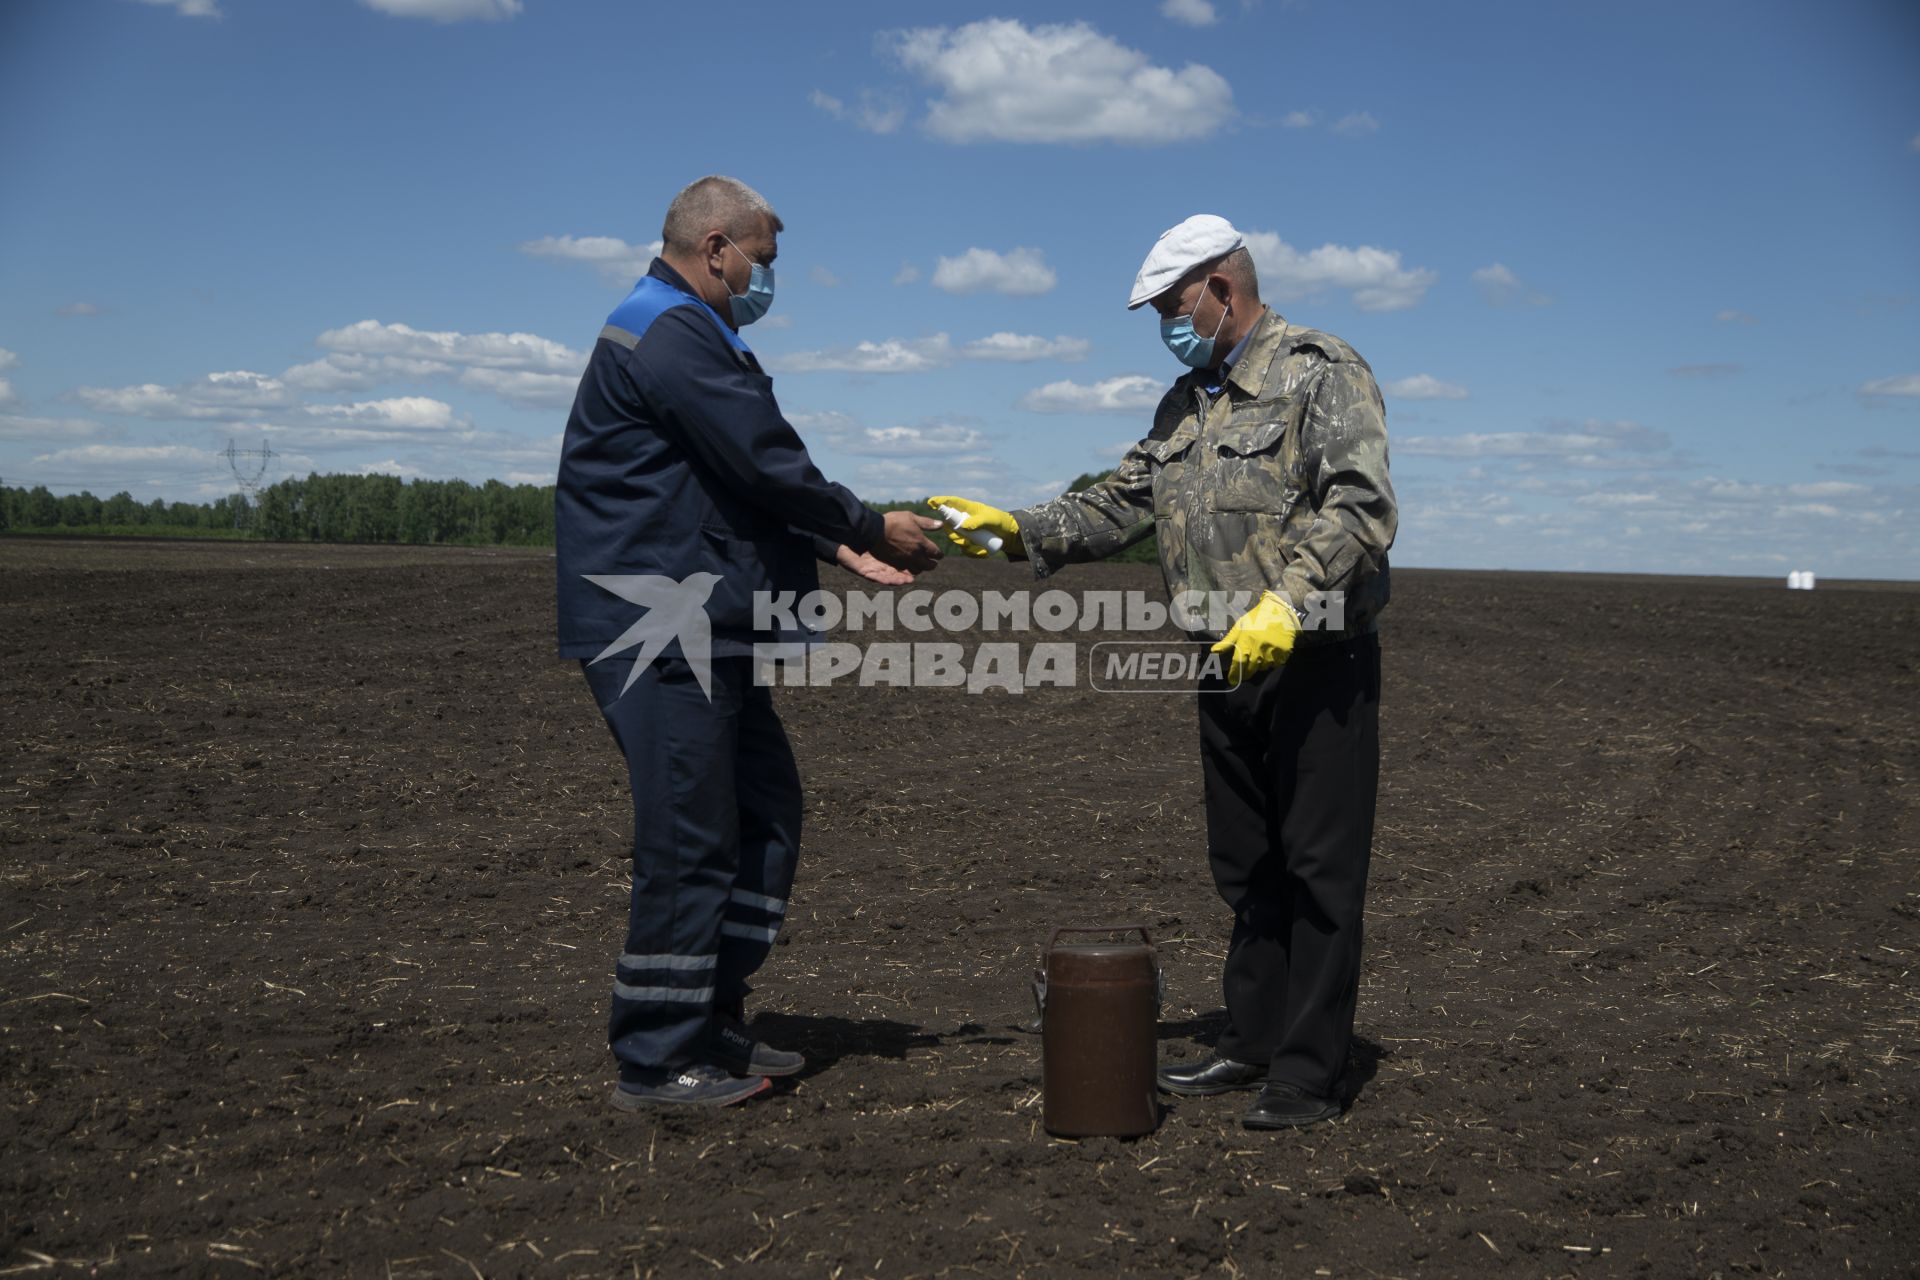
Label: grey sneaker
xmin=708 ymin=1015 xmax=806 ymax=1077
xmin=611 ymin=1062 xmax=770 ymax=1109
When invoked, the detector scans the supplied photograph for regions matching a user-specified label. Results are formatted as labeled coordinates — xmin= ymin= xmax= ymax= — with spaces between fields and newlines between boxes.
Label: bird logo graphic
xmin=583 ymin=572 xmax=722 ymax=701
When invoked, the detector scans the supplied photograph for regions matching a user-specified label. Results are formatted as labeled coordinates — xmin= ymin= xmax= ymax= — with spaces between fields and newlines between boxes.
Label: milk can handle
xmin=1042 ymin=923 xmax=1155 ymax=954
xmin=1033 ymin=924 xmax=1160 ymax=1024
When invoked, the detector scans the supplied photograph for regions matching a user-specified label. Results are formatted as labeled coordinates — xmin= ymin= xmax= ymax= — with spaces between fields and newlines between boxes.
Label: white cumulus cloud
xmin=303 ymin=397 xmax=459 ymax=430
xmin=960 ymin=333 xmax=1091 ymax=363
xmin=1472 ymin=263 xmax=1551 ymax=307
xmin=282 ymin=320 xmax=585 ymax=408
xmin=317 ymin=320 xmax=583 ymax=373
xmin=1280 ymin=110 xmax=1315 ymax=129
xmin=353 ymin=459 xmax=431 ymax=479
xmin=1243 ymin=230 xmax=1437 ymax=312
xmin=889 ymin=19 xmax=1234 ymax=145
xmin=1019 ymin=375 xmax=1164 ymax=414
xmin=1860 ymin=374 xmax=1920 ymax=397
xmin=1331 ymin=111 xmax=1380 ymax=137
xmin=34 ymin=444 xmax=215 ymax=467
xmin=1399 ymin=420 xmax=1671 ymax=467
xmin=56 ymin=302 xmax=103 ymax=317
xmin=77 ymin=371 xmax=293 ymax=420
xmin=358 ymin=0 xmax=521 ymax=21
xmin=1384 ymin=374 xmax=1468 ymax=401
xmin=931 ymin=247 xmax=1057 ymax=296
xmin=808 ymin=89 xmax=905 ymax=135
xmin=455 ymin=367 xmax=581 ymax=408
xmin=826 ymin=423 xmax=989 ymax=456
xmin=518 ymin=235 xmax=662 ymax=286
xmin=282 ymin=353 xmax=446 ymax=392
xmin=1714 ymin=308 xmax=1758 ymax=325
xmin=0 ymin=414 xmax=103 ymax=442
xmin=131 ymin=0 xmax=220 ymax=18
xmin=1160 ymin=0 xmax=1218 ymax=26
xmin=771 ymin=335 xmax=955 ymax=375
xmin=892 ymin=263 xmax=921 ymax=286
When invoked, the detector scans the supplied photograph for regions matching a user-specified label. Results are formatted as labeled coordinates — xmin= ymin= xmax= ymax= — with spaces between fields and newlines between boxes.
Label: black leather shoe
xmin=1157 ymin=1055 xmax=1266 ymax=1096
xmin=1241 ymin=1081 xmax=1341 ymax=1129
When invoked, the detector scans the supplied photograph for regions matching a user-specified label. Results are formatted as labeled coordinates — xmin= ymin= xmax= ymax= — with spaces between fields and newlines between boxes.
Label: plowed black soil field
xmin=2 ymin=537 xmax=1915 ymax=1278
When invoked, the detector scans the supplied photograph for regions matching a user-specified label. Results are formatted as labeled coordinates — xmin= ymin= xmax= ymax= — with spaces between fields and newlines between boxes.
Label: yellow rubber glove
xmin=1211 ymin=591 xmax=1300 ymax=684
xmin=925 ymin=495 xmax=1023 ymax=558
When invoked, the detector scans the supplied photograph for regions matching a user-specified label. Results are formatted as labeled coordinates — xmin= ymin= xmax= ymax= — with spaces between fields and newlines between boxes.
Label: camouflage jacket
xmin=1009 ymin=308 xmax=1396 ymax=642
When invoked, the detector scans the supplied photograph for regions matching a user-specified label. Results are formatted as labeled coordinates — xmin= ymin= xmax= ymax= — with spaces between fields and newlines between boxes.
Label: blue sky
xmin=1 ymin=0 xmax=1916 ymax=577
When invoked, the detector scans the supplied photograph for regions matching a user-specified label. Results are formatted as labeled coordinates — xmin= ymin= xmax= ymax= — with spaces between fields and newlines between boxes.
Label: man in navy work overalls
xmin=555 ymin=175 xmax=942 ymax=1108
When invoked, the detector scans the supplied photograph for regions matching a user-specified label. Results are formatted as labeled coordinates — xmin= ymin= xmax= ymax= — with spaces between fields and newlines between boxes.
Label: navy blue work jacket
xmin=554 ymin=258 xmax=883 ymax=658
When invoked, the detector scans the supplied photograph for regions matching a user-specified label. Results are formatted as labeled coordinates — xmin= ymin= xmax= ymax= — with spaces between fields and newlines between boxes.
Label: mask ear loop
xmin=722 ymin=237 xmax=761 ymax=298
xmin=1205 ymin=281 xmax=1230 ymax=341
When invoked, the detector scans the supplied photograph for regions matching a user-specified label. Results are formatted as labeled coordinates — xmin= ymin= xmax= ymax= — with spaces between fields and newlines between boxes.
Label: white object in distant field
xmin=1787 ymin=570 xmax=1817 ymax=590
xmin=938 ymin=504 xmax=1004 ymax=553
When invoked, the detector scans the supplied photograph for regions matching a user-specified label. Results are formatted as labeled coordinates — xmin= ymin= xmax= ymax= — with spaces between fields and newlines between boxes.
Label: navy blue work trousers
xmin=581 ymin=655 xmax=801 ymax=1078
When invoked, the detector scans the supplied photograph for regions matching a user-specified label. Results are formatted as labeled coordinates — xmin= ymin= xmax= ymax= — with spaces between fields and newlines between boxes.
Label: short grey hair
xmin=1173 ymin=246 xmax=1260 ymax=305
xmin=661 ymin=175 xmax=783 ymax=252
xmin=1216 ymin=246 xmax=1260 ymax=300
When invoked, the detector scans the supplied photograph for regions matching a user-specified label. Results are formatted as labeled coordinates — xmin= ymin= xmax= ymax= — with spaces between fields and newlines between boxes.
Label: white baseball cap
xmin=1127 ymin=214 xmax=1245 ymax=310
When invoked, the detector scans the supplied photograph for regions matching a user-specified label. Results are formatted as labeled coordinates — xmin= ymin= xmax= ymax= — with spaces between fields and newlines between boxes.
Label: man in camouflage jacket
xmin=933 ymin=214 xmax=1395 ymax=1129
xmin=1011 ymin=302 xmax=1394 ymax=643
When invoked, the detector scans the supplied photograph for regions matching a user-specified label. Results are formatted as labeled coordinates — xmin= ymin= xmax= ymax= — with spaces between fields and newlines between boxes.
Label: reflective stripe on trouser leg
xmin=613 ymin=952 xmax=717 ymax=1004
xmin=715 ymin=678 xmax=802 ymax=1006
xmin=584 ymin=654 xmax=748 ymax=1074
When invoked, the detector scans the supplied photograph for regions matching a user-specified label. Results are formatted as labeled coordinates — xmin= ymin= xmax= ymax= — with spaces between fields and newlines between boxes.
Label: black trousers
xmin=582 ymin=655 xmax=801 ymax=1078
xmin=1196 ymin=633 xmax=1380 ymax=1095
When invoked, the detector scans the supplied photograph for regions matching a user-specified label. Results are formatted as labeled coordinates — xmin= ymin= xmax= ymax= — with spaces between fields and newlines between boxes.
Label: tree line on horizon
xmin=0 ymin=470 xmax=1156 ymax=561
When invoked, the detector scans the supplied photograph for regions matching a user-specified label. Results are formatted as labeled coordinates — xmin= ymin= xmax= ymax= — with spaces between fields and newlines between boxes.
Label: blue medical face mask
xmin=723 ymin=237 xmax=776 ymax=327
xmin=1159 ymin=288 xmax=1229 ymax=368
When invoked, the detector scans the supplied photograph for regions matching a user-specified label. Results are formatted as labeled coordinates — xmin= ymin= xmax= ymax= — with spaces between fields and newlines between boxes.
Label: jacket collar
xmin=650 ymin=255 xmax=698 ymax=298
xmin=1172 ymin=306 xmax=1290 ymax=402
xmin=1223 ymin=307 xmax=1289 ymax=398
xmin=647 ymin=256 xmax=754 ymax=356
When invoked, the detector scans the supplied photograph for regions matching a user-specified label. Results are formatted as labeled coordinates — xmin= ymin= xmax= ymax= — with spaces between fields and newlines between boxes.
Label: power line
xmin=220 ymin=439 xmax=277 ymax=529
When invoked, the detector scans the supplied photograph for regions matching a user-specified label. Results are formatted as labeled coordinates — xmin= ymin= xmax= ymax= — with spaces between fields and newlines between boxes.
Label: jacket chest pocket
xmin=1209 ymin=407 xmax=1301 ymax=514
xmin=1144 ymin=426 xmax=1199 ymax=512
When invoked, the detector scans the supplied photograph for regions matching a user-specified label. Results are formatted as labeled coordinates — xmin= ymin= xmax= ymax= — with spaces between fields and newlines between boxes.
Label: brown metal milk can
xmin=1033 ymin=925 xmax=1162 ymax=1137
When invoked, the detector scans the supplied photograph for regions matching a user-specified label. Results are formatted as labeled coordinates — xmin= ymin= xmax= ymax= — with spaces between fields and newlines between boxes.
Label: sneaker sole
xmin=709 ymin=1045 xmax=807 ymax=1078
xmin=711 ymin=1054 xmax=806 ymax=1078
xmin=609 ymin=1076 xmax=772 ymax=1110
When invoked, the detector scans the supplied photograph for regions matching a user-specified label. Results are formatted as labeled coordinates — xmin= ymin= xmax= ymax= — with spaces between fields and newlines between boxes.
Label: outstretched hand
xmin=871 ymin=509 xmax=944 ymax=574
xmin=835 ymin=544 xmax=915 ymax=585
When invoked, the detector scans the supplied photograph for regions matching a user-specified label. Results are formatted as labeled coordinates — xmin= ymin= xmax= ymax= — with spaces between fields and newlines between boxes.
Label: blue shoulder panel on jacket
xmin=604 ymin=276 xmax=750 ymax=355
